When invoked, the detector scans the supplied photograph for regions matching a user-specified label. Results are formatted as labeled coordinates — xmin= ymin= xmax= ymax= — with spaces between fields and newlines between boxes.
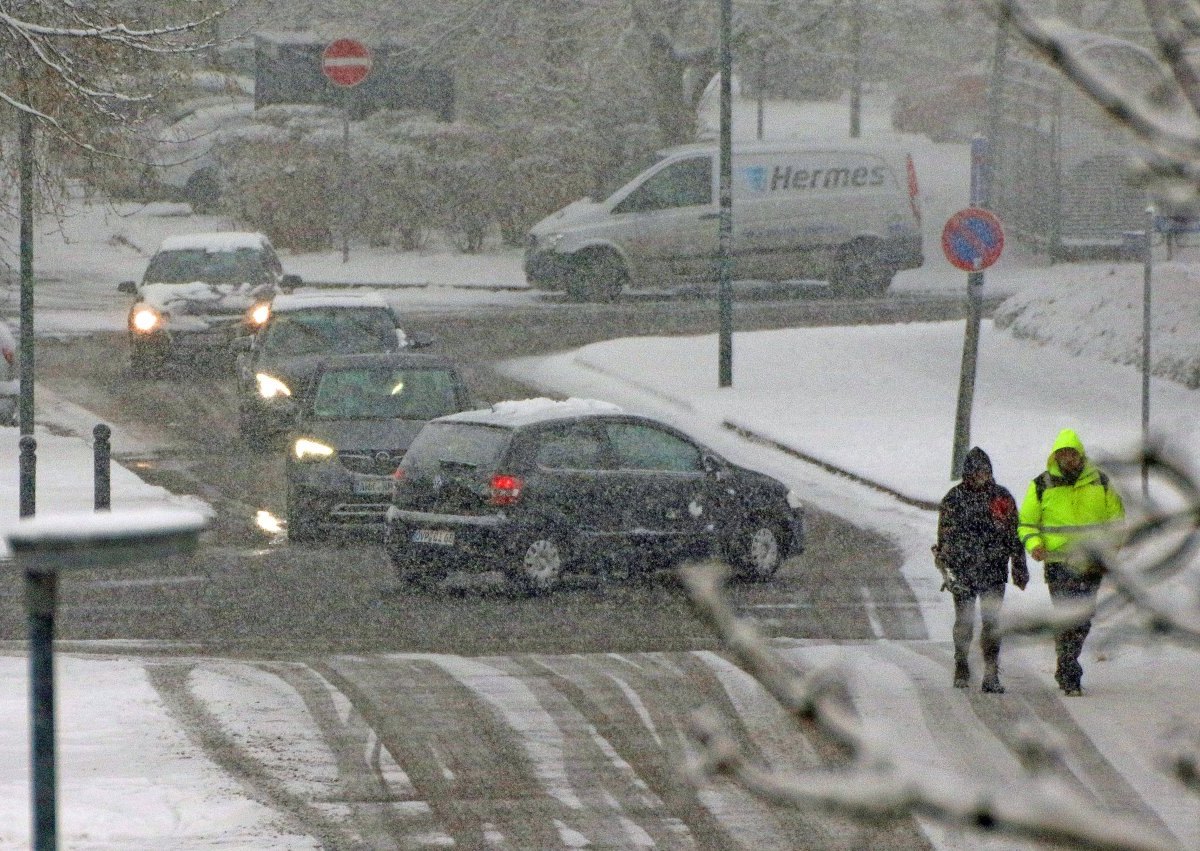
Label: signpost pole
xmin=717 ymin=0 xmax=733 ymax=388
xmin=1141 ymin=206 xmax=1153 ymax=496
xmin=341 ymin=96 xmax=350 ymax=264
xmin=320 ymin=39 xmax=373 ymax=265
xmin=945 ymin=144 xmax=1003 ymax=478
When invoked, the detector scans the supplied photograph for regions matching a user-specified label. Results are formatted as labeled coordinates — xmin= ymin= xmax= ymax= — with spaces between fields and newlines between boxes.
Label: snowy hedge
xmin=992 ymin=262 xmax=1200 ymax=389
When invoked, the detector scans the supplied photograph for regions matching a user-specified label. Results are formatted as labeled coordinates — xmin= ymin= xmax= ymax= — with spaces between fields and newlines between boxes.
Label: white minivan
xmin=524 ymin=139 xmax=923 ymax=300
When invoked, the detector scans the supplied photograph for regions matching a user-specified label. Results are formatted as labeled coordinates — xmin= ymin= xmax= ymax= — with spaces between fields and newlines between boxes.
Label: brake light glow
xmin=1 ymin=347 xmax=12 ymax=367
xmin=489 ymin=473 xmax=523 ymax=506
xmin=392 ymin=467 xmax=406 ymax=481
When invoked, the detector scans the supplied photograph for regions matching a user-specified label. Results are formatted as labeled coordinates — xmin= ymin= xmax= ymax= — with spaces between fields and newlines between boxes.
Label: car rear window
xmin=312 ymin=367 xmax=460 ymax=421
xmin=401 ymin=422 xmax=511 ymax=473
xmin=144 ymin=248 xmax=266 ymax=284
xmin=262 ymin=308 xmax=395 ymax=357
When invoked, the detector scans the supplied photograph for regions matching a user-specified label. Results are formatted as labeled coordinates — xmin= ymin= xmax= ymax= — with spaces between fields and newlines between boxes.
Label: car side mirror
xmin=401 ymin=329 xmax=436 ymax=350
xmin=280 ymin=274 xmax=302 ymax=292
xmin=702 ymin=454 xmax=725 ymax=478
xmin=118 ymin=281 xmax=138 ymax=295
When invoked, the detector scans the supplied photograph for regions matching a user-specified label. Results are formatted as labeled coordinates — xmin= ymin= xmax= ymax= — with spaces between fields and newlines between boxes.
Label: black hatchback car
xmin=383 ymin=399 xmax=805 ymax=592
xmin=286 ymin=352 xmax=473 ymax=541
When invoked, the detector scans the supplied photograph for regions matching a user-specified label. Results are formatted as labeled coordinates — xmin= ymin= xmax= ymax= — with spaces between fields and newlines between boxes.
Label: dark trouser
xmin=952 ymin=584 xmax=1005 ymax=668
xmin=1045 ymin=561 xmax=1103 ymax=689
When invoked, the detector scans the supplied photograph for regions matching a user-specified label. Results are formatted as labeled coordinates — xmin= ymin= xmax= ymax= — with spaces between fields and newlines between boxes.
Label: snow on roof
xmin=158 ymin=232 xmax=268 ymax=253
xmin=270 ymin=289 xmax=391 ymax=312
xmin=443 ymin=397 xmax=623 ymax=427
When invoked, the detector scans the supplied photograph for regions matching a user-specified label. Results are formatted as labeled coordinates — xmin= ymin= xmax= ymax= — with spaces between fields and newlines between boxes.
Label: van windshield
xmin=598 ymin=151 xmax=670 ymax=201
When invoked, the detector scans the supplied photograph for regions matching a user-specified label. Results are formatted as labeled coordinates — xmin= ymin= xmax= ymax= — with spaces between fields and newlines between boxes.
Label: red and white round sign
xmin=322 ymin=39 xmax=373 ymax=88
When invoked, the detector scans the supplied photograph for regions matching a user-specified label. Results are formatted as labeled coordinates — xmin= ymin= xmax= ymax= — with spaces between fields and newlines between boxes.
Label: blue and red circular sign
xmin=941 ymin=208 xmax=1005 ymax=271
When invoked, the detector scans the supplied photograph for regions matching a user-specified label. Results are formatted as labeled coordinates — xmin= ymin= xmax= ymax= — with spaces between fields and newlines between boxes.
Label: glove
xmin=1011 ymin=553 xmax=1030 ymax=590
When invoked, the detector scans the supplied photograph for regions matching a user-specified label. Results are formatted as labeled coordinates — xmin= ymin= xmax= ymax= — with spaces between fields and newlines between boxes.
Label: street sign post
xmin=943 ymin=204 xmax=1006 ymax=477
xmin=322 ymin=39 xmax=373 ymax=263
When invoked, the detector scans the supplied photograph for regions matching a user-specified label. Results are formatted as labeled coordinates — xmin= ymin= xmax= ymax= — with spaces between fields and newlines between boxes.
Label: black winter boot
xmin=981 ymin=662 xmax=1004 ymax=694
xmin=953 ymin=659 xmax=970 ymax=689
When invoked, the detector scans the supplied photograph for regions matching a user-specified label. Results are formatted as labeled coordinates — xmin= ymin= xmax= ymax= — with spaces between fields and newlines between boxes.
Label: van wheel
xmin=830 ymin=240 xmax=892 ymax=297
xmin=512 ymin=535 xmax=568 ymax=595
xmin=568 ymin=253 xmax=626 ymax=302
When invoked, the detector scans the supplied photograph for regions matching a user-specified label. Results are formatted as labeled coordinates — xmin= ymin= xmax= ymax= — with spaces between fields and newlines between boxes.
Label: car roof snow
xmin=439 ymin=397 xmax=623 ymax=428
xmin=157 ymin=231 xmax=269 ymax=253
xmin=270 ymin=289 xmax=391 ymax=312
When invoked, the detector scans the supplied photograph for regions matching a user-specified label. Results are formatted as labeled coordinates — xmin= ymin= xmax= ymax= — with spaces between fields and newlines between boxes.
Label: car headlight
xmin=255 ymin=372 xmax=292 ymax=399
xmin=131 ymin=306 xmax=162 ymax=333
xmin=786 ymin=489 xmax=805 ymax=510
xmin=247 ymin=301 xmax=271 ymax=327
xmin=533 ymin=232 xmax=565 ymax=252
xmin=293 ymin=438 xmax=334 ymax=461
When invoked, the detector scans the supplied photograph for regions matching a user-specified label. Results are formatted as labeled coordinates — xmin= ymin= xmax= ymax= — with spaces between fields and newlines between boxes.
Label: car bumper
xmin=290 ymin=470 xmax=395 ymax=527
xmin=523 ymin=248 xmax=570 ymax=290
xmin=131 ymin=324 xmax=249 ymax=361
xmin=385 ymin=507 xmax=521 ymax=573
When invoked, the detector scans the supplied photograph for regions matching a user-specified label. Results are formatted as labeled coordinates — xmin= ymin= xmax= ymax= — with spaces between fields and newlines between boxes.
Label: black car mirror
xmin=280 ymin=273 xmax=302 ymax=292
xmin=117 ymin=281 xmax=138 ymax=295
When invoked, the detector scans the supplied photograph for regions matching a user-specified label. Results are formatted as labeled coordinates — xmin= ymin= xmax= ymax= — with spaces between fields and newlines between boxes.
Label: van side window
xmin=614 ymin=157 xmax=712 ymax=214
xmin=605 ymin=423 xmax=702 ymax=472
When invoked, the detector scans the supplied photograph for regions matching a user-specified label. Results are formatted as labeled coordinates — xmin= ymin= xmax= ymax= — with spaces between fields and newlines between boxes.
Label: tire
xmin=185 ymin=169 xmax=220 ymax=214
xmin=567 ymin=252 xmax=626 ymax=303
xmin=829 ymin=240 xmax=892 ymax=297
xmin=129 ymin=342 xmax=164 ymax=379
xmin=728 ymin=521 xmax=786 ymax=582
xmin=511 ymin=535 xmax=568 ymax=595
xmin=286 ymin=492 xmax=321 ymax=543
xmin=238 ymin=405 xmax=266 ymax=446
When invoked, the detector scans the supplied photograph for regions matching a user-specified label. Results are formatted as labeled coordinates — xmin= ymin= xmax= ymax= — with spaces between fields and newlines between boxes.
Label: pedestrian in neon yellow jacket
xmin=1018 ymin=428 xmax=1124 ymax=696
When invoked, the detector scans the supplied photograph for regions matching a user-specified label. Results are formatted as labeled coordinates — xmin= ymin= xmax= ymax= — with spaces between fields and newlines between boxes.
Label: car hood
xmin=294 ymin=418 xmax=427 ymax=452
xmin=529 ymin=197 xmax=607 ymax=237
xmin=252 ymin=355 xmax=327 ymax=391
xmin=139 ymin=281 xmax=274 ymax=317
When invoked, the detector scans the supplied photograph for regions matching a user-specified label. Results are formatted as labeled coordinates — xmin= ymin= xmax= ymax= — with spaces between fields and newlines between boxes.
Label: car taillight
xmin=1 ymin=347 xmax=12 ymax=367
xmin=489 ymin=473 xmax=523 ymax=506
xmin=392 ymin=467 xmax=406 ymax=481
xmin=906 ymin=153 xmax=922 ymax=225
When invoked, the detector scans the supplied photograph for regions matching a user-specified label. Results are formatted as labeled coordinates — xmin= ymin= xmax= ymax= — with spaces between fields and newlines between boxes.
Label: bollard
xmin=93 ymin=424 xmax=111 ymax=511
xmin=19 ymin=435 xmax=36 ymax=519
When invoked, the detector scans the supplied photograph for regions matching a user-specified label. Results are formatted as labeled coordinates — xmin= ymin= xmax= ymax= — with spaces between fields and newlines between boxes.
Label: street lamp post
xmin=8 ymin=508 xmax=207 ymax=851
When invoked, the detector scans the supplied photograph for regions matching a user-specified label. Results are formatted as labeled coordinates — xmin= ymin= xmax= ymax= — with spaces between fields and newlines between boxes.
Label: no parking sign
xmin=941 ymin=208 xmax=1005 ymax=271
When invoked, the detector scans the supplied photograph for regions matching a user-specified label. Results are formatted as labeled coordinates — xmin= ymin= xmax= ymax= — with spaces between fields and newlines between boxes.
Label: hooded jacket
xmin=1018 ymin=429 xmax=1124 ymax=565
xmin=936 ymin=447 xmax=1024 ymax=590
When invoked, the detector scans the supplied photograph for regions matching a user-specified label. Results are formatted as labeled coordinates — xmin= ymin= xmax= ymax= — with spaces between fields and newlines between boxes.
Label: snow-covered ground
xmin=1 ymin=90 xmax=1198 ymax=848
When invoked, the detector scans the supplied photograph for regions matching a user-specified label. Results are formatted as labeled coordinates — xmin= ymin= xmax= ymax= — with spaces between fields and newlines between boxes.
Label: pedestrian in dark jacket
xmin=935 ymin=447 xmax=1029 ymax=693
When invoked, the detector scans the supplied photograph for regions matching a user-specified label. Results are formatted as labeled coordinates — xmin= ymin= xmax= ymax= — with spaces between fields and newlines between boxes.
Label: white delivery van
xmin=524 ymin=139 xmax=923 ymax=300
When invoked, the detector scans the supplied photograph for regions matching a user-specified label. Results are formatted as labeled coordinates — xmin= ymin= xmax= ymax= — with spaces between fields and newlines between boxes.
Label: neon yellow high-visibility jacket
xmin=1018 ymin=429 xmax=1124 ymax=565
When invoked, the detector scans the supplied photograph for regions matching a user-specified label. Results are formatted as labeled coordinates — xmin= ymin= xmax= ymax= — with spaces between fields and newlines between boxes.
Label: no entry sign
xmin=322 ymin=39 xmax=372 ymax=88
xmin=941 ymin=208 xmax=1005 ymax=272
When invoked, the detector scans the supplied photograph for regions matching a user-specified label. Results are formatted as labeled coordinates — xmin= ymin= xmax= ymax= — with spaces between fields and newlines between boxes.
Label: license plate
xmin=353 ymin=478 xmax=393 ymax=495
xmin=412 ymin=528 xmax=454 ymax=546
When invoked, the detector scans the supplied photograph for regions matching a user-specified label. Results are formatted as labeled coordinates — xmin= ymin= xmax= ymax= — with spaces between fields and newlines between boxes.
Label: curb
xmin=720 ymin=421 xmax=940 ymax=512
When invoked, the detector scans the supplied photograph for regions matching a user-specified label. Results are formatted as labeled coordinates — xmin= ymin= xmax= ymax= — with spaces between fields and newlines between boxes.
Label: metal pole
xmin=717 ymin=0 xmax=734 ymax=387
xmin=26 ymin=567 xmax=57 ymax=851
xmin=849 ymin=0 xmax=863 ymax=138
xmin=341 ymin=94 xmax=351 ymax=264
xmin=19 ymin=75 xmax=35 ymax=438
xmin=20 ymin=435 xmax=36 ymax=519
xmin=951 ymin=138 xmax=990 ymax=478
xmin=1141 ymin=207 xmax=1152 ymax=496
xmin=93 ymin=424 xmax=112 ymax=511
